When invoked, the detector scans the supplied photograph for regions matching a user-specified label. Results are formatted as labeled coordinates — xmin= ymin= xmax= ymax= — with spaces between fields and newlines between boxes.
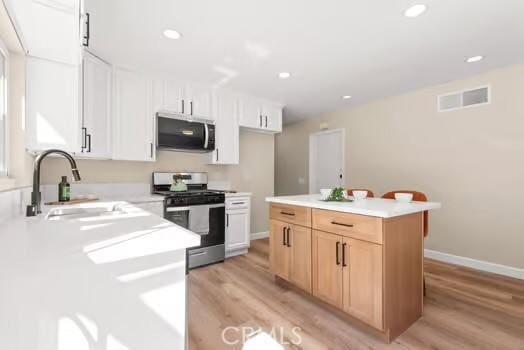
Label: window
xmin=0 ymin=39 xmax=8 ymax=177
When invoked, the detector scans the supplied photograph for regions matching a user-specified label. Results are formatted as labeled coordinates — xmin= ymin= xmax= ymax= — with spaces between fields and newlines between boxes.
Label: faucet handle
xmin=26 ymin=205 xmax=37 ymax=217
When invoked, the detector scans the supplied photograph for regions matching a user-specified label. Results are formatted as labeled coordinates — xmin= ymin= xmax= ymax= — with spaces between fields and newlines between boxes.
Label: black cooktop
xmin=154 ymin=189 xmax=225 ymax=206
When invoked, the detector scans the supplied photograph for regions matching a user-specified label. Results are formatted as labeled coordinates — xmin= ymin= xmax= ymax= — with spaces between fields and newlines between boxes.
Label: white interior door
xmin=309 ymin=129 xmax=345 ymax=194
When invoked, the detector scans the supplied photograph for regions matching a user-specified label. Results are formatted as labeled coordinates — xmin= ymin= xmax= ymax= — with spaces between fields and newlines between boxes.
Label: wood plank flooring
xmin=188 ymin=239 xmax=524 ymax=350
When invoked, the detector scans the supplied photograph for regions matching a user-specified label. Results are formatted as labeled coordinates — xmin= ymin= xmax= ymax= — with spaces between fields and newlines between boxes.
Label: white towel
xmin=189 ymin=205 xmax=210 ymax=235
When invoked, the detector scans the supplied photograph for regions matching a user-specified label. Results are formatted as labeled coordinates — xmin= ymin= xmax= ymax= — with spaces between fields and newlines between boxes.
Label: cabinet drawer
xmin=312 ymin=209 xmax=383 ymax=244
xmin=270 ymin=204 xmax=311 ymax=227
xmin=226 ymin=197 xmax=249 ymax=210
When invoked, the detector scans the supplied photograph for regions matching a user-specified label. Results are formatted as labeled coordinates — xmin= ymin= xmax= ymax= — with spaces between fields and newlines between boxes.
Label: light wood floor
xmin=188 ymin=239 xmax=524 ymax=350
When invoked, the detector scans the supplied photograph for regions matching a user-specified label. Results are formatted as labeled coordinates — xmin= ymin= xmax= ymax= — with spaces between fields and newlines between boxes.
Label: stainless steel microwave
xmin=156 ymin=112 xmax=215 ymax=152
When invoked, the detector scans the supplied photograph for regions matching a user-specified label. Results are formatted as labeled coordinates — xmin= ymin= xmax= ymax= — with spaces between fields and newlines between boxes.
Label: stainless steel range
xmin=152 ymin=172 xmax=225 ymax=269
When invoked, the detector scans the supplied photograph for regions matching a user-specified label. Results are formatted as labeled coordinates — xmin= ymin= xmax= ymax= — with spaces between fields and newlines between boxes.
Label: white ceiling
xmin=86 ymin=0 xmax=524 ymax=124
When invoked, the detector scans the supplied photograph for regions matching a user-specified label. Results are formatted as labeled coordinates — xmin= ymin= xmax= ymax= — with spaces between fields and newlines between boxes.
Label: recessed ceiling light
xmin=404 ymin=4 xmax=427 ymax=18
xmin=278 ymin=72 xmax=291 ymax=79
xmin=465 ymin=55 xmax=484 ymax=63
xmin=163 ymin=29 xmax=181 ymax=40
xmin=342 ymin=95 xmax=352 ymax=100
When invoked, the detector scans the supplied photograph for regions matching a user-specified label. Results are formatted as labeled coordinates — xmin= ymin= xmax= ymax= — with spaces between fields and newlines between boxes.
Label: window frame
xmin=0 ymin=37 xmax=9 ymax=177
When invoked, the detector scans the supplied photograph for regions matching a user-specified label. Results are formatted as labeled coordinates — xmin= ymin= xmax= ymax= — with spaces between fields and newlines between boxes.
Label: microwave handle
xmin=204 ymin=123 xmax=209 ymax=149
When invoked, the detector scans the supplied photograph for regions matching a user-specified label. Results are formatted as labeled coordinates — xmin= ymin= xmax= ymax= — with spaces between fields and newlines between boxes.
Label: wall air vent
xmin=438 ymin=86 xmax=490 ymax=112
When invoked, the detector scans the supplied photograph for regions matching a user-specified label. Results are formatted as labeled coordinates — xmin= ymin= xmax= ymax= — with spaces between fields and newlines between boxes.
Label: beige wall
xmin=276 ymin=63 xmax=524 ymax=269
xmin=41 ymin=131 xmax=274 ymax=233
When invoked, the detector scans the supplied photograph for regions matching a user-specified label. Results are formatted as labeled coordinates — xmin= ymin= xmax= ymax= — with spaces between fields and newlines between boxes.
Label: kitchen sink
xmin=45 ymin=204 xmax=127 ymax=221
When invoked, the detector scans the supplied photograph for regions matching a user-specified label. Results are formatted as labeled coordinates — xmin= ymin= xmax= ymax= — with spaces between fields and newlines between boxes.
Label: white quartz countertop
xmin=102 ymin=194 xmax=165 ymax=203
xmin=266 ymin=194 xmax=441 ymax=218
xmin=0 ymin=201 xmax=199 ymax=349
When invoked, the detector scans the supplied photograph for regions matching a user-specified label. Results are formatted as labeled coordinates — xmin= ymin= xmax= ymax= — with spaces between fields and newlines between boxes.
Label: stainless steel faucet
xmin=26 ymin=149 xmax=81 ymax=217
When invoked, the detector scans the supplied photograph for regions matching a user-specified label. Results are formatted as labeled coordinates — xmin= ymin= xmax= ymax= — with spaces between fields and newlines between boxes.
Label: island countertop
xmin=266 ymin=194 xmax=441 ymax=218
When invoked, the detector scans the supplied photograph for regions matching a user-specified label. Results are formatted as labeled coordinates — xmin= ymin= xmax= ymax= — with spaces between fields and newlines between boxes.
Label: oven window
xmin=165 ymin=209 xmax=189 ymax=228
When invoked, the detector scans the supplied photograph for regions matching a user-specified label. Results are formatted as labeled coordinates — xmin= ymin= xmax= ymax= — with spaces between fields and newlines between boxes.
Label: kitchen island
xmin=0 ymin=201 xmax=200 ymax=350
xmin=265 ymin=194 xmax=441 ymax=342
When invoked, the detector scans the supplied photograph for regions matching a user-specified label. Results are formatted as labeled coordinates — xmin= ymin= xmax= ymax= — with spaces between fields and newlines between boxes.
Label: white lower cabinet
xmin=225 ymin=196 xmax=251 ymax=257
xmin=26 ymin=56 xmax=82 ymax=153
xmin=112 ymin=67 xmax=155 ymax=161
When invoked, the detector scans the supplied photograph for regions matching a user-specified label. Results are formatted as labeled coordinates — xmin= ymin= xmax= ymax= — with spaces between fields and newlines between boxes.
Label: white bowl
xmin=320 ymin=188 xmax=332 ymax=200
xmin=352 ymin=190 xmax=368 ymax=200
xmin=394 ymin=193 xmax=413 ymax=203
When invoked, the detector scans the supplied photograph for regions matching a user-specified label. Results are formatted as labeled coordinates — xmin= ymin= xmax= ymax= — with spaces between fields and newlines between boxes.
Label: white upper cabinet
xmin=152 ymin=78 xmax=214 ymax=121
xmin=239 ymin=96 xmax=263 ymax=129
xmin=80 ymin=52 xmax=111 ymax=159
xmin=25 ymin=56 xmax=82 ymax=153
xmin=112 ymin=67 xmax=155 ymax=162
xmin=239 ymin=95 xmax=282 ymax=133
xmin=208 ymin=91 xmax=239 ymax=165
xmin=162 ymin=79 xmax=184 ymax=113
xmin=184 ymin=84 xmax=213 ymax=120
xmin=5 ymin=0 xmax=83 ymax=65
xmin=262 ymin=103 xmax=283 ymax=132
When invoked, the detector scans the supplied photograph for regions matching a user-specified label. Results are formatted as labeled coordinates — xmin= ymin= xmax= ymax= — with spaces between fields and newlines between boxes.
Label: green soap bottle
xmin=58 ymin=176 xmax=70 ymax=202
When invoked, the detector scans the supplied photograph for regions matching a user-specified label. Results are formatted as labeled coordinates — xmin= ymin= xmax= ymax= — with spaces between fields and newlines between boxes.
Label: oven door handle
xmin=165 ymin=206 xmax=191 ymax=212
xmin=208 ymin=203 xmax=225 ymax=209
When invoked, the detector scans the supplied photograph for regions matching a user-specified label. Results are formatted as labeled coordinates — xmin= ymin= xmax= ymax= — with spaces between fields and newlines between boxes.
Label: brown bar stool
xmin=347 ymin=189 xmax=375 ymax=198
xmin=382 ymin=190 xmax=429 ymax=295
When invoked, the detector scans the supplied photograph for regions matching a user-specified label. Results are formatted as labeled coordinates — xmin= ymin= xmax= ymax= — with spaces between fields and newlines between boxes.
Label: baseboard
xmin=424 ymin=249 xmax=523 ymax=280
xmin=226 ymin=248 xmax=248 ymax=258
xmin=250 ymin=231 xmax=269 ymax=240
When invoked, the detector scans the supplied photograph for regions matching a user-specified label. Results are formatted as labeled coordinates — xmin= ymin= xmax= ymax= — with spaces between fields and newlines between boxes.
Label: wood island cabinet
xmin=269 ymin=202 xmax=424 ymax=343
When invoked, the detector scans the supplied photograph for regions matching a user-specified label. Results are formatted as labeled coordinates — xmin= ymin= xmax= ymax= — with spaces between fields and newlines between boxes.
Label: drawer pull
xmin=336 ymin=241 xmax=340 ymax=265
xmin=232 ymin=201 xmax=245 ymax=205
xmin=342 ymin=243 xmax=347 ymax=267
xmin=280 ymin=211 xmax=295 ymax=216
xmin=331 ymin=221 xmax=354 ymax=228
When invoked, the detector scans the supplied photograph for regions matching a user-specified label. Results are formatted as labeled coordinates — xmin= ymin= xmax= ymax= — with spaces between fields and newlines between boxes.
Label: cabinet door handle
xmin=280 ymin=211 xmax=295 ymax=216
xmin=336 ymin=241 xmax=340 ymax=265
xmin=226 ymin=213 xmax=229 ymax=227
xmin=331 ymin=221 xmax=354 ymax=228
xmin=282 ymin=227 xmax=286 ymax=246
xmin=181 ymin=99 xmax=185 ymax=114
xmin=286 ymin=227 xmax=291 ymax=247
xmin=81 ymin=127 xmax=87 ymax=150
xmin=342 ymin=243 xmax=347 ymax=267
xmin=86 ymin=134 xmax=92 ymax=153
xmin=190 ymin=101 xmax=193 ymax=115
xmin=259 ymin=115 xmax=262 ymax=127
xmin=216 ymin=148 xmax=219 ymax=162
xmin=150 ymin=142 xmax=154 ymax=158
xmin=83 ymin=13 xmax=90 ymax=47
xmin=265 ymin=116 xmax=268 ymax=128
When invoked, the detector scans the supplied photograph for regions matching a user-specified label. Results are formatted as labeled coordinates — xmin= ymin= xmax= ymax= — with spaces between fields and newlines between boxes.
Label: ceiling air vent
xmin=438 ymin=86 xmax=490 ymax=112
